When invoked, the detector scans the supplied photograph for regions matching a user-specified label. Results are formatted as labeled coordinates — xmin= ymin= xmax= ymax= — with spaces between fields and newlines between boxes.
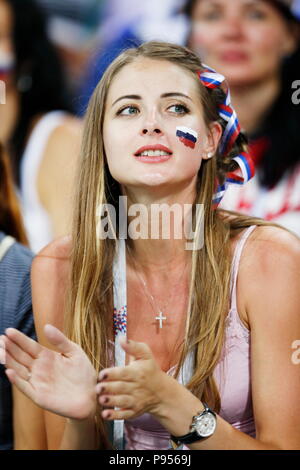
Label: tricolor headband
xmin=198 ymin=64 xmax=255 ymax=207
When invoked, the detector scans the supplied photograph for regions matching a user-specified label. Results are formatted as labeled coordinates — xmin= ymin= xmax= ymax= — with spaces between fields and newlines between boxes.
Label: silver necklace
xmin=127 ymin=246 xmax=189 ymax=329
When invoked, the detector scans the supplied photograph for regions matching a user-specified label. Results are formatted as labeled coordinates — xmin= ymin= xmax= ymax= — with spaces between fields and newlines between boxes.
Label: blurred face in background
xmin=188 ymin=0 xmax=297 ymax=86
xmin=0 ymin=0 xmax=14 ymax=86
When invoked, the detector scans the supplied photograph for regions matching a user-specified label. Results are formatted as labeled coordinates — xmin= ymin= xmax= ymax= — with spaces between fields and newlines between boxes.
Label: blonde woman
xmin=1 ymin=42 xmax=300 ymax=450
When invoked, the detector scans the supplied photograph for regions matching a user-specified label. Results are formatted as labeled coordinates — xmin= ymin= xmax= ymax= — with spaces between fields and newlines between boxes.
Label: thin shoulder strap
xmin=0 ymin=236 xmax=15 ymax=262
xmin=230 ymin=225 xmax=257 ymax=311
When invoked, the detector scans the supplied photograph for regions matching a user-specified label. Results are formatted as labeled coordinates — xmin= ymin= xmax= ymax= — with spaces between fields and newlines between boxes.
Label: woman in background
xmin=0 ymin=0 xmax=82 ymax=252
xmin=0 ymin=143 xmax=40 ymax=450
xmin=184 ymin=0 xmax=300 ymax=235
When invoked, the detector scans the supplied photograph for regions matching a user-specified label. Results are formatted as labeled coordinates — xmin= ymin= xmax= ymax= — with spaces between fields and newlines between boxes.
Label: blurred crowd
xmin=0 ymin=0 xmax=300 ymax=450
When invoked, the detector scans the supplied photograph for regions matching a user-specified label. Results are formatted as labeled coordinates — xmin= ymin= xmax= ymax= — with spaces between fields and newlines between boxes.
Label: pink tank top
xmin=123 ymin=225 xmax=257 ymax=450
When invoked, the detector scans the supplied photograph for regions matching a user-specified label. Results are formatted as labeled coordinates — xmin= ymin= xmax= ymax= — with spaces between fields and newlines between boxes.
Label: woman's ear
xmin=203 ymin=121 xmax=222 ymax=160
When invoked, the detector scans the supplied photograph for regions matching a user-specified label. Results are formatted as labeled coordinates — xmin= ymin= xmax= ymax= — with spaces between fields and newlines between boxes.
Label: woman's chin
xmin=124 ymin=174 xmax=173 ymax=188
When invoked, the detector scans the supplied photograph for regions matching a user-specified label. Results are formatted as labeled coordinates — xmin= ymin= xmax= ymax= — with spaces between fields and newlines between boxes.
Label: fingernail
xmin=104 ymin=397 xmax=109 ymax=403
xmin=101 ymin=373 xmax=108 ymax=380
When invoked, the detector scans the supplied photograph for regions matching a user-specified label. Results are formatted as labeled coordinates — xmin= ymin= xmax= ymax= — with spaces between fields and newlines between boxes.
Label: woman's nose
xmin=140 ymin=108 xmax=163 ymax=136
xmin=221 ymin=15 xmax=245 ymax=40
xmin=142 ymin=127 xmax=162 ymax=135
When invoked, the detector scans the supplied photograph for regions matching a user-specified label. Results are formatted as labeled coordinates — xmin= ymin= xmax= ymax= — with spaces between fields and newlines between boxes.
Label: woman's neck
xmin=230 ymin=75 xmax=281 ymax=135
xmin=123 ymin=184 xmax=195 ymax=279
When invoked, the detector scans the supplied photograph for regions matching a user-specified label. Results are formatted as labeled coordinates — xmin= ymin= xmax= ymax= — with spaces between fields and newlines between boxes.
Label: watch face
xmin=194 ymin=412 xmax=216 ymax=438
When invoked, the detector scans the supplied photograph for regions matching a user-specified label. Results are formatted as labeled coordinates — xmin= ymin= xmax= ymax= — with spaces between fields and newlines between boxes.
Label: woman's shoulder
xmin=32 ymin=235 xmax=72 ymax=274
xmin=31 ymin=236 xmax=72 ymax=297
xmin=240 ymin=224 xmax=300 ymax=326
xmin=236 ymin=224 xmax=300 ymax=277
xmin=245 ymin=224 xmax=300 ymax=261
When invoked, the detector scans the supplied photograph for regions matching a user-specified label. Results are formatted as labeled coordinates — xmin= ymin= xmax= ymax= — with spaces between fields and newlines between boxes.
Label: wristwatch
xmin=170 ymin=403 xmax=217 ymax=447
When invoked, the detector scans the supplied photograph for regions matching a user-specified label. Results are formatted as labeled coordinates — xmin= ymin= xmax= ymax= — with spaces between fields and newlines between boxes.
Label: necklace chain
xmin=127 ymin=245 xmax=189 ymax=329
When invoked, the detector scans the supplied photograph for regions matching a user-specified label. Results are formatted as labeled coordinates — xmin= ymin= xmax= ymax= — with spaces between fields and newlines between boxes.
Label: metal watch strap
xmin=170 ymin=403 xmax=215 ymax=446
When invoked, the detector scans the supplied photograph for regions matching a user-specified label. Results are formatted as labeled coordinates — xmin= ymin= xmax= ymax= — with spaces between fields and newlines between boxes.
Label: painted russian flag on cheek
xmin=176 ymin=127 xmax=198 ymax=149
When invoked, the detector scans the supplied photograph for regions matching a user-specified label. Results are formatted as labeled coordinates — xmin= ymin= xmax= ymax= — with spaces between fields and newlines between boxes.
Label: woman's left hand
xmin=96 ymin=338 xmax=178 ymax=421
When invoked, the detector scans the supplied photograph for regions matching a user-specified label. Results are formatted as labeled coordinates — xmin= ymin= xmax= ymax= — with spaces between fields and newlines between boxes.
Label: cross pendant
xmin=155 ymin=311 xmax=167 ymax=329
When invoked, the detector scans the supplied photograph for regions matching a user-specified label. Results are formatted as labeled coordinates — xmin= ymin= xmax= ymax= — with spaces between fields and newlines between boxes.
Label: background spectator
xmin=184 ymin=0 xmax=300 ymax=235
xmin=0 ymin=0 xmax=82 ymax=252
xmin=0 ymin=143 xmax=37 ymax=450
xmin=36 ymin=0 xmax=106 ymax=97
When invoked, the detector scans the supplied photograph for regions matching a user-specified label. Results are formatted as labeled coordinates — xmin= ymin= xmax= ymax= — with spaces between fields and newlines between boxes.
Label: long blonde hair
xmin=65 ymin=41 xmax=277 ymax=446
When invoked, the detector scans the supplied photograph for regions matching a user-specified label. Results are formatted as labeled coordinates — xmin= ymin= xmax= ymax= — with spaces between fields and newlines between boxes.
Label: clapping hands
xmin=0 ymin=328 xmax=180 ymax=424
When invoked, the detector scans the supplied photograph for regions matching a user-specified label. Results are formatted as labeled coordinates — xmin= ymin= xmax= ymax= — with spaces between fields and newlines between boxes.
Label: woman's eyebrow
xmin=112 ymin=92 xmax=192 ymax=107
xmin=161 ymin=92 xmax=192 ymax=101
xmin=112 ymin=95 xmax=141 ymax=107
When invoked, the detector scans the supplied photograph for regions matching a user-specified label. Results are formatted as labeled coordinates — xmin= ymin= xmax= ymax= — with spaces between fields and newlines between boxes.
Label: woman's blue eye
xmin=118 ymin=106 xmax=139 ymax=116
xmin=247 ymin=10 xmax=267 ymax=20
xmin=168 ymin=104 xmax=189 ymax=114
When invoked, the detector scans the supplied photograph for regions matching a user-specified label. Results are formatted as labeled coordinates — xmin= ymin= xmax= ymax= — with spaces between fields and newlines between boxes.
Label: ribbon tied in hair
xmin=198 ymin=64 xmax=255 ymax=207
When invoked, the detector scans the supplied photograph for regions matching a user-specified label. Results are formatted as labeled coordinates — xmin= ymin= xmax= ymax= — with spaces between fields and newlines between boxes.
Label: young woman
xmin=184 ymin=0 xmax=300 ymax=235
xmin=0 ymin=0 xmax=82 ymax=252
xmin=0 ymin=143 xmax=39 ymax=450
xmin=1 ymin=42 xmax=300 ymax=450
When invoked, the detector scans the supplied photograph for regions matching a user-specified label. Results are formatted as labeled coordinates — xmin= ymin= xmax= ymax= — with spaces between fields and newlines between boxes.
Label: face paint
xmin=0 ymin=49 xmax=15 ymax=79
xmin=176 ymin=126 xmax=198 ymax=149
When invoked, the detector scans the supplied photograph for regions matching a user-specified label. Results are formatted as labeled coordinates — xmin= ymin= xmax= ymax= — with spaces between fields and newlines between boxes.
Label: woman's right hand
xmin=0 ymin=325 xmax=97 ymax=421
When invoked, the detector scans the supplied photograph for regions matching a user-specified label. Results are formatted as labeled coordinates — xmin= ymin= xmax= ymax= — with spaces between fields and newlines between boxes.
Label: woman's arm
xmin=11 ymin=238 xmax=100 ymax=450
xmin=58 ymin=417 xmax=98 ymax=450
xmin=13 ymin=386 xmax=47 ymax=450
xmin=31 ymin=239 xmax=70 ymax=449
xmin=32 ymin=239 xmax=101 ymax=450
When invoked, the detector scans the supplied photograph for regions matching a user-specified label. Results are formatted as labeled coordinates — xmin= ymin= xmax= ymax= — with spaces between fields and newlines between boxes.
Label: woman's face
xmin=189 ymin=0 xmax=296 ymax=86
xmin=0 ymin=0 xmax=14 ymax=84
xmin=103 ymin=58 xmax=221 ymax=194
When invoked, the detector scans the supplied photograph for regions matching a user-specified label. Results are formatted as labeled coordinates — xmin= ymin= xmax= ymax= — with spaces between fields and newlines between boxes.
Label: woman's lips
xmin=134 ymin=144 xmax=173 ymax=163
xmin=134 ymin=144 xmax=173 ymax=156
xmin=219 ymin=51 xmax=249 ymax=63
xmin=134 ymin=154 xmax=173 ymax=163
